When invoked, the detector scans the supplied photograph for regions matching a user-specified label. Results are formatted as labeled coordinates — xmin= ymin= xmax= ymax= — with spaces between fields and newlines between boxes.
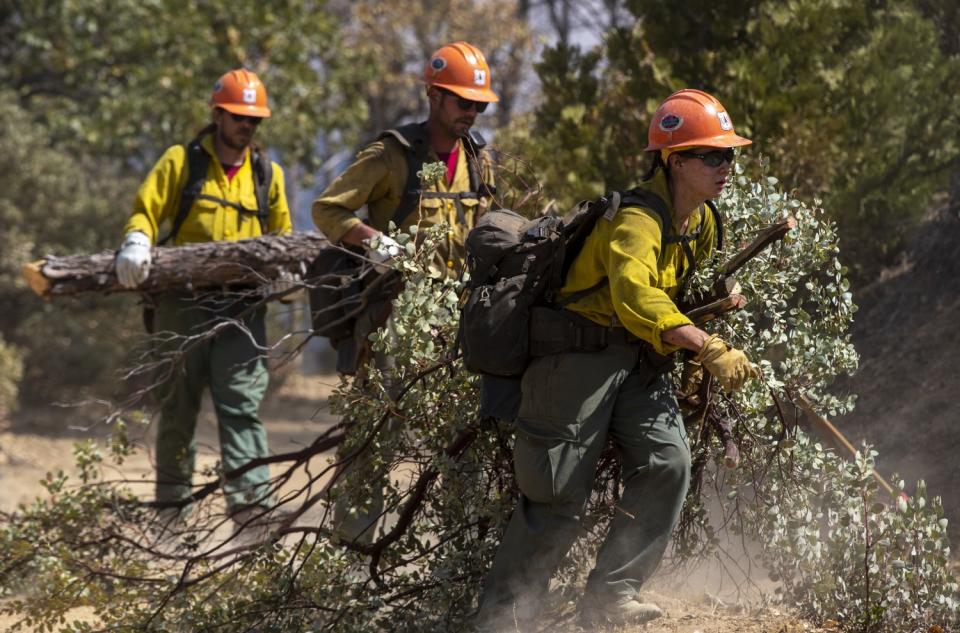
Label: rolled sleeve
xmin=311 ymin=143 xmax=392 ymax=242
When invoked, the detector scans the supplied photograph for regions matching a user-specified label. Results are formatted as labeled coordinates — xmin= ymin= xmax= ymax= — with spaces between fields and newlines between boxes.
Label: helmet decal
xmin=213 ymin=80 xmax=223 ymax=94
xmin=474 ymin=69 xmax=486 ymax=86
xmin=430 ymin=57 xmax=448 ymax=75
xmin=242 ymin=87 xmax=257 ymax=104
xmin=717 ymin=111 xmax=733 ymax=131
xmin=659 ymin=114 xmax=683 ymax=132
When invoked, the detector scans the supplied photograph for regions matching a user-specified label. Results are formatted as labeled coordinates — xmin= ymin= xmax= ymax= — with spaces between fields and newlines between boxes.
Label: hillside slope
xmin=837 ymin=207 xmax=960 ymax=544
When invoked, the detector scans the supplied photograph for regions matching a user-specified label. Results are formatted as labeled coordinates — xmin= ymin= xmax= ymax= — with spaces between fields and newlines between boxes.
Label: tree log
xmin=22 ymin=232 xmax=332 ymax=298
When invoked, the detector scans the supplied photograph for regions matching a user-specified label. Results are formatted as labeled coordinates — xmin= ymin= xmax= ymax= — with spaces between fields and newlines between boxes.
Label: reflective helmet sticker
xmin=659 ymin=114 xmax=683 ymax=132
xmin=717 ymin=111 xmax=733 ymax=131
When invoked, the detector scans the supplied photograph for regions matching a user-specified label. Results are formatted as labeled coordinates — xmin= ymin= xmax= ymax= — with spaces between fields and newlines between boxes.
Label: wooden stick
xmin=687 ymin=294 xmax=747 ymax=325
xmin=720 ymin=216 xmax=797 ymax=277
xmin=680 ymin=216 xmax=796 ymax=323
xmin=794 ymin=393 xmax=897 ymax=498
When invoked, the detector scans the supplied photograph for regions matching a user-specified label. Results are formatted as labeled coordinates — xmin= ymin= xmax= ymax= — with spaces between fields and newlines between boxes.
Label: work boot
xmin=578 ymin=594 xmax=664 ymax=628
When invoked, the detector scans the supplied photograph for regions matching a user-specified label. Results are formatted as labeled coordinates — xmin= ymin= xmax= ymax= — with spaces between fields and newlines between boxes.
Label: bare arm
xmin=661 ymin=324 xmax=710 ymax=354
xmin=340 ymin=223 xmax=381 ymax=246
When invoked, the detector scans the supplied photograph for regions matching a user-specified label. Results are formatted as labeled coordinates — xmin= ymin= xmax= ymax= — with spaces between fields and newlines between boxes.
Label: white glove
xmin=361 ymin=233 xmax=403 ymax=274
xmin=116 ymin=231 xmax=152 ymax=289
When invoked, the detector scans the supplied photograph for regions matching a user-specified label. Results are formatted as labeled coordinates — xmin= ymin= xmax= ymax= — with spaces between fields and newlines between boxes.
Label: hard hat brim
xmin=645 ymin=133 xmax=752 ymax=152
xmin=217 ymin=103 xmax=272 ymax=118
xmin=431 ymin=83 xmax=500 ymax=103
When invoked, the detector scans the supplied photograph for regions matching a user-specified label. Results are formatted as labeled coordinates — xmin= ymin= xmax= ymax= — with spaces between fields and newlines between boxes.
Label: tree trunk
xmin=22 ymin=232 xmax=331 ymax=298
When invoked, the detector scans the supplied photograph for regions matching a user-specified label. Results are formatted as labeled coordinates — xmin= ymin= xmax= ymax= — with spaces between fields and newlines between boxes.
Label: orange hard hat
xmin=423 ymin=41 xmax=499 ymax=103
xmin=210 ymin=69 xmax=271 ymax=118
xmin=645 ymin=89 xmax=750 ymax=152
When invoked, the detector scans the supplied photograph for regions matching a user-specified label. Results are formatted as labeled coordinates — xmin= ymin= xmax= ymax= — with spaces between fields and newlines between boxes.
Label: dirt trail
xmin=0 ymin=372 xmax=816 ymax=632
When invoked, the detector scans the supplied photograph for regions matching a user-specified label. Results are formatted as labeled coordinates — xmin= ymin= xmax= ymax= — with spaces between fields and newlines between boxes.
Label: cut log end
xmin=21 ymin=260 xmax=51 ymax=298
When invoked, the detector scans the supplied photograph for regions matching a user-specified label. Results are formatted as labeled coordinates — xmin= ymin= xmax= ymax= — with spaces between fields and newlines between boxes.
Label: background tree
xmin=502 ymin=0 xmax=960 ymax=282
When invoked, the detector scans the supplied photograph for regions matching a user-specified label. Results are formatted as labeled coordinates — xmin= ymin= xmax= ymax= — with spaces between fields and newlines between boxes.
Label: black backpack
xmin=158 ymin=133 xmax=273 ymax=245
xmin=458 ymin=188 xmax=721 ymax=377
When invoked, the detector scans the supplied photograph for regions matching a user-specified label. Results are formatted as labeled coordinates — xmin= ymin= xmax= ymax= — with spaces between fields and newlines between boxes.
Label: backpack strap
xmin=381 ymin=124 xmax=494 ymax=228
xmin=552 ymin=190 xmax=725 ymax=349
xmin=159 ymin=137 xmax=272 ymax=245
xmin=463 ymin=129 xmax=496 ymax=202
xmin=380 ymin=123 xmax=432 ymax=228
xmin=251 ymin=148 xmax=273 ymax=236
xmin=619 ymin=188 xmax=675 ymax=260
xmin=706 ymin=199 xmax=723 ymax=253
xmin=159 ymin=138 xmax=209 ymax=246
xmin=621 ymin=190 xmax=724 ymax=302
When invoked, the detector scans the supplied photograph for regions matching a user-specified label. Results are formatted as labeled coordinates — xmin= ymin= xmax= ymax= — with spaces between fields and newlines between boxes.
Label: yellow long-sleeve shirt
xmin=124 ymin=135 xmax=292 ymax=245
xmin=311 ymin=131 xmax=494 ymax=271
xmin=560 ymin=170 xmax=717 ymax=356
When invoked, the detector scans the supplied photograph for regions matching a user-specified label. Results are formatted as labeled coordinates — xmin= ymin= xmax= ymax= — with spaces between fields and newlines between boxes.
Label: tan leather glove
xmin=694 ymin=334 xmax=759 ymax=392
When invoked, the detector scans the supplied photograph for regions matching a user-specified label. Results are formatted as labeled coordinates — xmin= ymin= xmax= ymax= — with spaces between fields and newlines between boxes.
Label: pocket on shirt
xmin=410 ymin=196 xmax=444 ymax=229
xmin=459 ymin=196 xmax=480 ymax=228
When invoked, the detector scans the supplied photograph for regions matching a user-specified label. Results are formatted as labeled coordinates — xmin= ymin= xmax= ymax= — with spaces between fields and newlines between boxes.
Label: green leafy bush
xmin=0 ymin=91 xmax=141 ymax=404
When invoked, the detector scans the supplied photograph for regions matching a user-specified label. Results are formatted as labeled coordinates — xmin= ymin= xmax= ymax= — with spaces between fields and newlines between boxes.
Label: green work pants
xmin=478 ymin=342 xmax=690 ymax=622
xmin=153 ymin=293 xmax=271 ymax=511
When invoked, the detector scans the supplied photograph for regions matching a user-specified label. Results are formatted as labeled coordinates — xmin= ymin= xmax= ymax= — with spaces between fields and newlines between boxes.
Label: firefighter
xmin=477 ymin=89 xmax=759 ymax=629
xmin=116 ymin=69 xmax=292 ymax=525
xmin=311 ymin=41 xmax=499 ymax=545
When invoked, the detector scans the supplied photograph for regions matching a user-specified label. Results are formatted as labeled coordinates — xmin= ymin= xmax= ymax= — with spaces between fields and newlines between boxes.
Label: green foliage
xmin=416 ymin=160 xmax=448 ymax=188
xmin=1 ymin=0 xmax=370 ymax=170
xmin=757 ymin=444 xmax=957 ymax=631
xmin=0 ymin=91 xmax=140 ymax=403
xmin=681 ymin=161 xmax=957 ymax=630
xmin=0 ymin=170 xmax=955 ymax=631
xmin=505 ymin=0 xmax=960 ymax=282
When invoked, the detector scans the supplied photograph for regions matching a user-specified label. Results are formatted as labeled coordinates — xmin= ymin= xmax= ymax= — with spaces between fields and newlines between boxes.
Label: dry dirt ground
xmin=0 ymin=371 xmax=820 ymax=632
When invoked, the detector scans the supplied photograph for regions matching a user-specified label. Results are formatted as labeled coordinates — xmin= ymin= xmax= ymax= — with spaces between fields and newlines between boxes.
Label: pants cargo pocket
xmin=513 ymin=425 xmax=587 ymax=515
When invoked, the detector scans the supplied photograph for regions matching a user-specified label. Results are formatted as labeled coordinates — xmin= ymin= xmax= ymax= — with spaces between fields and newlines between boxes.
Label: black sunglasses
xmin=677 ymin=148 xmax=736 ymax=167
xmin=228 ymin=112 xmax=263 ymax=126
xmin=439 ymin=88 xmax=489 ymax=113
